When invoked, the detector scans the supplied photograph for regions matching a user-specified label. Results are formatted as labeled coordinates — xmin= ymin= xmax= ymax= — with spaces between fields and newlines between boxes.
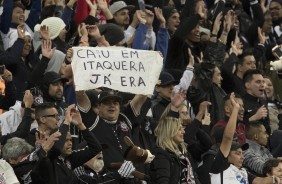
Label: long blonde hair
xmin=154 ymin=117 xmax=187 ymax=157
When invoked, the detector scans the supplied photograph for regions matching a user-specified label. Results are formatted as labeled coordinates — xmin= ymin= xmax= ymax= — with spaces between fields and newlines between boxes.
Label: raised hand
xmin=136 ymin=10 xmax=146 ymax=24
xmin=202 ymin=111 xmax=211 ymax=125
xmin=171 ymin=89 xmax=186 ymax=109
xmin=97 ymin=0 xmax=108 ymax=11
xmin=87 ymin=25 xmax=101 ymax=39
xmin=65 ymin=48 xmax=73 ymax=63
xmin=40 ymin=131 xmax=61 ymax=153
xmin=23 ymin=90 xmax=34 ymax=108
xmin=211 ymin=11 xmax=223 ymax=36
xmin=2 ymin=68 xmax=13 ymax=83
xmin=154 ymin=7 xmax=166 ymax=28
xmin=258 ymin=27 xmax=266 ymax=45
xmin=223 ymin=10 xmax=235 ymax=34
xmin=65 ymin=104 xmax=86 ymax=130
xmin=195 ymin=0 xmax=207 ymax=19
xmin=198 ymin=101 xmax=212 ymax=114
xmin=145 ymin=9 xmax=154 ymax=28
xmin=40 ymin=25 xmax=50 ymax=40
xmin=85 ymin=0 xmax=97 ymax=11
xmin=41 ymin=39 xmax=55 ymax=59
xmin=230 ymin=92 xmax=240 ymax=109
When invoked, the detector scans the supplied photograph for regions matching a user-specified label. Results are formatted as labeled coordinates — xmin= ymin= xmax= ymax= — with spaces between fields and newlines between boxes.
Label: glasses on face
xmin=43 ymin=114 xmax=60 ymax=120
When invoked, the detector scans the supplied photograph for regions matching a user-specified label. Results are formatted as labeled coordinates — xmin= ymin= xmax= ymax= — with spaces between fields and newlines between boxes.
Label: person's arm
xmin=85 ymin=0 xmax=97 ymax=18
xmin=144 ymin=10 xmax=156 ymax=50
xmin=74 ymin=0 xmax=92 ymax=25
xmin=67 ymin=105 xmax=102 ymax=168
xmin=0 ymin=0 xmax=13 ymax=34
xmin=132 ymin=10 xmax=148 ymax=50
xmin=25 ymin=0 xmax=41 ymax=31
xmin=97 ymin=0 xmax=113 ymax=20
xmin=76 ymin=91 xmax=91 ymax=112
xmin=174 ymin=51 xmax=194 ymax=92
xmin=129 ymin=94 xmax=147 ymax=117
xmin=220 ymin=93 xmax=240 ymax=157
xmin=0 ymin=69 xmax=16 ymax=110
xmin=0 ymin=90 xmax=34 ymax=145
xmin=0 ymin=25 xmax=25 ymax=65
xmin=28 ymin=40 xmax=54 ymax=86
xmin=61 ymin=0 xmax=76 ymax=28
xmin=217 ymin=10 xmax=233 ymax=46
xmin=185 ymin=101 xmax=210 ymax=144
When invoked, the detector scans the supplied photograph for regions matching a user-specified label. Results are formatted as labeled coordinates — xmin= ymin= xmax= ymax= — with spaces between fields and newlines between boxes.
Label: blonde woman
xmin=149 ymin=117 xmax=199 ymax=184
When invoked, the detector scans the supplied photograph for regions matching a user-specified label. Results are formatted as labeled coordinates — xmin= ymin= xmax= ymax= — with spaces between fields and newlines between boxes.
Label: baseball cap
xmin=98 ymin=91 xmax=122 ymax=104
xmin=158 ymin=72 xmax=177 ymax=86
xmin=230 ymin=142 xmax=249 ymax=151
xmin=109 ymin=1 xmax=134 ymax=15
xmin=43 ymin=71 xmax=63 ymax=84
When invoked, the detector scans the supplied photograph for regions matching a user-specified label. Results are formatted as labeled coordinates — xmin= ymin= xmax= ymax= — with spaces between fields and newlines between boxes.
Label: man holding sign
xmin=74 ymin=46 xmax=162 ymax=182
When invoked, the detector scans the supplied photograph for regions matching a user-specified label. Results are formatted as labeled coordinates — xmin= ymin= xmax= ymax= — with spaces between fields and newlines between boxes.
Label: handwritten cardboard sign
xmin=71 ymin=47 xmax=163 ymax=95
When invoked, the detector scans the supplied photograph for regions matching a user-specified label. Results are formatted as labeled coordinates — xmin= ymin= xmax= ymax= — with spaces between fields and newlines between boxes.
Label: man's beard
xmin=93 ymin=159 xmax=104 ymax=173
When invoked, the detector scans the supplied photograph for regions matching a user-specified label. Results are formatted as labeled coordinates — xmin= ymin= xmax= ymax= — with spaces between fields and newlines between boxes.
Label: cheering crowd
xmin=1 ymin=0 xmax=282 ymax=183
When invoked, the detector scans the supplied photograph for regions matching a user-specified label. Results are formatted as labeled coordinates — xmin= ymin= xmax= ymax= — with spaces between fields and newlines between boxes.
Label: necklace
xmin=104 ymin=119 xmax=123 ymax=150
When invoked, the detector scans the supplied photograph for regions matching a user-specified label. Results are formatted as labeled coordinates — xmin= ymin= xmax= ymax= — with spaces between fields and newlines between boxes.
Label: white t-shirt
xmin=210 ymin=164 xmax=249 ymax=184
xmin=0 ymin=159 xmax=19 ymax=184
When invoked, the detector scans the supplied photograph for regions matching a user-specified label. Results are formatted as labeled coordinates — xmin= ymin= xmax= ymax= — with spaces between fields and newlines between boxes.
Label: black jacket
xmin=31 ymin=124 xmax=102 ymax=184
xmin=149 ymin=147 xmax=182 ymax=184
xmin=243 ymin=93 xmax=270 ymax=134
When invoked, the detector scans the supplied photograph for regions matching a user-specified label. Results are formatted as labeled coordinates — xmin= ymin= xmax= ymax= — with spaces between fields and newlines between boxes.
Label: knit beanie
xmin=34 ymin=17 xmax=66 ymax=40
xmin=98 ymin=23 xmax=124 ymax=46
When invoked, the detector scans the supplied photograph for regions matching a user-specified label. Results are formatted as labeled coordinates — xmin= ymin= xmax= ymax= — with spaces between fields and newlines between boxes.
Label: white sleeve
xmin=174 ymin=67 xmax=194 ymax=92
xmin=2 ymin=160 xmax=20 ymax=184
xmin=124 ymin=26 xmax=136 ymax=42
xmin=145 ymin=28 xmax=156 ymax=50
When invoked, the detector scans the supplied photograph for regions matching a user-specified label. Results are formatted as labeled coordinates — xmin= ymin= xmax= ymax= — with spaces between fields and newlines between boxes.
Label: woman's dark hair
xmin=13 ymin=1 xmax=25 ymax=11
xmin=40 ymin=5 xmax=63 ymax=23
xmin=263 ymin=158 xmax=282 ymax=176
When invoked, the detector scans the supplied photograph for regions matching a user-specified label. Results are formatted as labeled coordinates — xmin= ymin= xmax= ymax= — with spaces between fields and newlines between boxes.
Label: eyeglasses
xmin=42 ymin=114 xmax=60 ymax=120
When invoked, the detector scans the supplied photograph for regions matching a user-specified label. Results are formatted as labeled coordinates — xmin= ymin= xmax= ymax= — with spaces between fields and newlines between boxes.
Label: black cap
xmin=98 ymin=91 xmax=122 ymax=104
xmin=43 ymin=71 xmax=63 ymax=85
xmin=158 ymin=72 xmax=177 ymax=86
xmin=98 ymin=23 xmax=125 ymax=46
xmin=230 ymin=142 xmax=249 ymax=151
